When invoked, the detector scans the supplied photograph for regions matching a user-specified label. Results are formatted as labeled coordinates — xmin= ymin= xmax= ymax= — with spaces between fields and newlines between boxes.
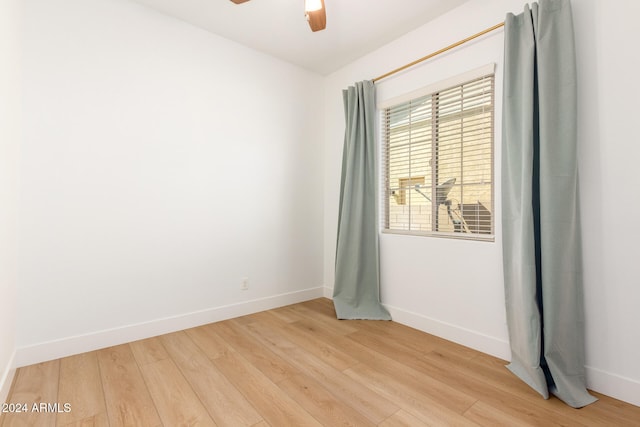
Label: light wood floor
xmin=2 ymin=298 xmax=639 ymax=426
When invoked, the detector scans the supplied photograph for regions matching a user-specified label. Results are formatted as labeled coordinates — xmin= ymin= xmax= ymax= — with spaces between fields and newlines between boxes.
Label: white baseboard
xmin=586 ymin=365 xmax=640 ymax=407
xmin=383 ymin=303 xmax=511 ymax=361
xmin=16 ymin=287 xmax=324 ymax=368
xmin=0 ymin=350 xmax=16 ymax=405
xmin=323 ymin=289 xmax=509 ymax=359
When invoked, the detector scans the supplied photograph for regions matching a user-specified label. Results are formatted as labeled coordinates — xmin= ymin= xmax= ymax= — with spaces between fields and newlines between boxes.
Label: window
xmin=381 ymin=70 xmax=494 ymax=239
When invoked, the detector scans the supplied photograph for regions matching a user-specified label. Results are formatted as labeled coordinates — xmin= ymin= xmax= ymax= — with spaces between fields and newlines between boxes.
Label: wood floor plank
xmin=210 ymin=319 xmax=301 ymax=383
xmin=282 ymin=319 xmax=360 ymax=371
xmin=347 ymin=327 xmax=434 ymax=366
xmin=346 ymin=325 xmax=577 ymax=427
xmin=185 ymin=325 xmax=234 ymax=360
xmin=256 ymin=310 xmax=359 ymax=372
xmin=430 ymin=350 xmax=632 ymax=427
xmin=378 ymin=409 xmax=432 ymax=427
xmin=344 ymin=362 xmax=479 ymax=427
xmin=293 ymin=318 xmax=477 ymax=414
xmin=231 ymin=314 xmax=258 ymax=326
xmin=285 ymin=303 xmax=359 ymax=336
xmin=463 ymin=400 xmax=535 ymax=427
xmin=140 ymin=358 xmax=216 ymax=426
xmin=348 ymin=329 xmax=482 ymax=411
xmin=129 ymin=336 xmax=170 ymax=366
xmin=270 ymin=305 xmax=305 ymax=323
xmin=1 ymin=360 xmax=60 ymax=427
xmin=350 ymin=317 xmax=478 ymax=360
xmin=289 ymin=317 xmax=374 ymax=361
xmin=97 ymin=344 xmax=162 ymax=427
xmin=277 ymin=373 xmax=375 ymax=426
xmin=57 ymin=352 xmax=106 ymax=426
xmin=419 ymin=350 xmax=586 ymax=427
xmin=463 ymin=353 xmax=631 ymax=426
xmin=297 ymin=298 xmax=338 ymax=318
xmin=59 ymin=412 xmax=110 ymax=427
xmin=280 ymin=322 xmax=360 ymax=371
xmin=588 ymin=392 xmax=640 ymax=426
xmin=212 ymin=351 xmax=322 ymax=427
xmin=160 ymin=331 xmax=263 ymax=427
xmin=242 ymin=319 xmax=399 ymax=424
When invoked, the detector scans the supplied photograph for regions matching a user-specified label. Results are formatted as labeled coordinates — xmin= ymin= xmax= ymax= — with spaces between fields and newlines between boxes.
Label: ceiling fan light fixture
xmin=305 ymin=0 xmax=326 ymax=31
xmin=304 ymin=0 xmax=323 ymax=13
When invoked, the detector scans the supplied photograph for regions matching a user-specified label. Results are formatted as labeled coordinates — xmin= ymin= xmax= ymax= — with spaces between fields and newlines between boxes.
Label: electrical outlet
xmin=241 ymin=277 xmax=249 ymax=290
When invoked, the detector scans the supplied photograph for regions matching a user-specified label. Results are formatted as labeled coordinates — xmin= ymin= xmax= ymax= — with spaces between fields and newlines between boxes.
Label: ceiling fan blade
xmin=229 ymin=0 xmax=250 ymax=4
xmin=306 ymin=0 xmax=326 ymax=32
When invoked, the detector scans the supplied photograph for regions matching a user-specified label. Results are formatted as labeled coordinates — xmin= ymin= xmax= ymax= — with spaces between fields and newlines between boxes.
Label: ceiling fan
xmin=229 ymin=0 xmax=327 ymax=32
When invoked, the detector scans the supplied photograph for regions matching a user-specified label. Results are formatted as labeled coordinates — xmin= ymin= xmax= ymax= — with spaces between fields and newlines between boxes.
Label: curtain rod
xmin=372 ymin=22 xmax=505 ymax=83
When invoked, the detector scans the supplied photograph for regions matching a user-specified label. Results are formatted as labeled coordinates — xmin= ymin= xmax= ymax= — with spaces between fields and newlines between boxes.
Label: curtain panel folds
xmin=502 ymin=0 xmax=596 ymax=408
xmin=333 ymin=81 xmax=391 ymax=320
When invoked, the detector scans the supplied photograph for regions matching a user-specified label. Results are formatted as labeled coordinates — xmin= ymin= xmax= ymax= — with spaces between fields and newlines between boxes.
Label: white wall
xmin=18 ymin=0 xmax=324 ymax=364
xmin=323 ymin=0 xmax=640 ymax=406
xmin=0 ymin=0 xmax=21 ymax=405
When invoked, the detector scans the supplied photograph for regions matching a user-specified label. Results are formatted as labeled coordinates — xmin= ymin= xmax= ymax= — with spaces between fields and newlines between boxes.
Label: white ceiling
xmin=129 ymin=0 xmax=470 ymax=75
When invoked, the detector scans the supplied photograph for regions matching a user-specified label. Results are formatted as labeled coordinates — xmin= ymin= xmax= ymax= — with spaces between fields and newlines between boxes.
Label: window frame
xmin=379 ymin=64 xmax=496 ymax=242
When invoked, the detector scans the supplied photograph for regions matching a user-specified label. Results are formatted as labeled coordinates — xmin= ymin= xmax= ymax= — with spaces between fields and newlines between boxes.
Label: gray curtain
xmin=333 ymin=81 xmax=391 ymax=320
xmin=502 ymin=0 xmax=596 ymax=408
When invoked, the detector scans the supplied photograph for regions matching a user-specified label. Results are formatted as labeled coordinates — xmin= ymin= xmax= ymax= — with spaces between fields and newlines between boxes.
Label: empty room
xmin=1 ymin=0 xmax=639 ymax=425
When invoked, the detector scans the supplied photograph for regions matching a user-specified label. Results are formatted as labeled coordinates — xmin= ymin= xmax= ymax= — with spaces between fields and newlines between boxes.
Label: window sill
xmin=381 ymin=229 xmax=495 ymax=242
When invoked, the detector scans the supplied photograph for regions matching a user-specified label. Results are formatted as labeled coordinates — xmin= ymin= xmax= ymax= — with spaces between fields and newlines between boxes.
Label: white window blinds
xmin=381 ymin=72 xmax=495 ymax=240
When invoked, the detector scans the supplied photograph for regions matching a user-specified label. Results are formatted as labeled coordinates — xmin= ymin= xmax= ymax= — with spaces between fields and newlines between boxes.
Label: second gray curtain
xmin=502 ymin=0 xmax=596 ymax=408
xmin=333 ymin=81 xmax=391 ymax=320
